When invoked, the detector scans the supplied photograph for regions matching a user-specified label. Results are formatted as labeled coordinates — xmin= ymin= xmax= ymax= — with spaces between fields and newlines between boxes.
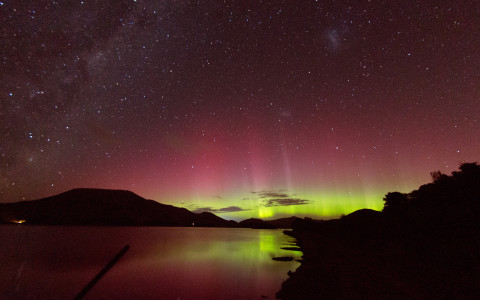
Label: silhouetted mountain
xmin=0 ymin=188 xmax=236 ymax=227
xmin=239 ymin=218 xmax=276 ymax=229
xmin=239 ymin=216 xmax=300 ymax=229
xmin=341 ymin=208 xmax=381 ymax=223
xmin=192 ymin=211 xmax=238 ymax=227
xmin=267 ymin=216 xmax=301 ymax=228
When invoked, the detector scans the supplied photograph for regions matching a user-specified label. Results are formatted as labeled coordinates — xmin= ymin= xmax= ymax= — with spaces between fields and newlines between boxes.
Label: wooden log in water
xmin=75 ymin=244 xmax=130 ymax=300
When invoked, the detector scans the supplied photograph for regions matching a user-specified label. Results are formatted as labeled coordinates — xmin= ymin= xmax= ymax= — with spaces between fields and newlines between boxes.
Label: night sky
xmin=1 ymin=0 xmax=479 ymax=220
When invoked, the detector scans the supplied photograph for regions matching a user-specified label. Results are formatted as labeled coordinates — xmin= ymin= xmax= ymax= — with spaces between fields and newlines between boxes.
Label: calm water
xmin=0 ymin=226 xmax=301 ymax=299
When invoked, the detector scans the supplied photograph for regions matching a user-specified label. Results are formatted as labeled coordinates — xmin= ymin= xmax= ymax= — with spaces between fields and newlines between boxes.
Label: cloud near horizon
xmin=263 ymin=198 xmax=312 ymax=207
xmin=192 ymin=206 xmax=250 ymax=214
xmin=252 ymin=190 xmax=313 ymax=207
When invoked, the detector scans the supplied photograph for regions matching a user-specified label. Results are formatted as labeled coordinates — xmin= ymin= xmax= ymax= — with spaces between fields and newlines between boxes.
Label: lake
xmin=0 ymin=226 xmax=301 ymax=299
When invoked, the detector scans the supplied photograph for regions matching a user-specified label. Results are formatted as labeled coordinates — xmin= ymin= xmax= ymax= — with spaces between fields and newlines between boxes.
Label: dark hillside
xmin=0 ymin=188 xmax=235 ymax=227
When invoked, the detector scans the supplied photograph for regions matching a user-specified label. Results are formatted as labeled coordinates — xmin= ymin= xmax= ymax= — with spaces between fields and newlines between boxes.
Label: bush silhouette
xmin=382 ymin=162 xmax=480 ymax=221
xmin=382 ymin=192 xmax=408 ymax=214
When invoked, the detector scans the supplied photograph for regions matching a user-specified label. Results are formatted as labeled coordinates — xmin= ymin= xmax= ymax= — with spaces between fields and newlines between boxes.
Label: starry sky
xmin=1 ymin=0 xmax=479 ymax=220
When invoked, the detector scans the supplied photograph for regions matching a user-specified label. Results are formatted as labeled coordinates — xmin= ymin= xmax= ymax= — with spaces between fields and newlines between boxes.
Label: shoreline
xmin=277 ymin=226 xmax=480 ymax=299
xmin=276 ymin=230 xmax=429 ymax=299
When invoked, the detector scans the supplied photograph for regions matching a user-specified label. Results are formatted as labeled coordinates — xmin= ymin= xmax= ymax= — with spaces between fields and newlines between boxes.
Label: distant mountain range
xmin=0 ymin=188 xmax=297 ymax=228
xmin=238 ymin=217 xmax=300 ymax=229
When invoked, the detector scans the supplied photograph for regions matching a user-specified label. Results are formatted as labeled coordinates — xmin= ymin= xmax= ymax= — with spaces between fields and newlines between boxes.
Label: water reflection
xmin=0 ymin=226 xmax=300 ymax=299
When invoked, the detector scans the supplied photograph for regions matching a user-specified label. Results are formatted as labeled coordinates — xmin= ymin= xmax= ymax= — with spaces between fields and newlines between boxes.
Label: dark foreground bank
xmin=278 ymin=163 xmax=480 ymax=299
xmin=276 ymin=216 xmax=430 ymax=299
xmin=277 ymin=215 xmax=480 ymax=299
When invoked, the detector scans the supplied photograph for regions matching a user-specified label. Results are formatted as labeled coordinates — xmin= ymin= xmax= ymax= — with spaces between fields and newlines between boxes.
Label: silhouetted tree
xmin=387 ymin=162 xmax=480 ymax=220
xmin=452 ymin=162 xmax=480 ymax=204
xmin=382 ymin=192 xmax=408 ymax=213
xmin=455 ymin=162 xmax=480 ymax=177
xmin=430 ymin=170 xmax=450 ymax=184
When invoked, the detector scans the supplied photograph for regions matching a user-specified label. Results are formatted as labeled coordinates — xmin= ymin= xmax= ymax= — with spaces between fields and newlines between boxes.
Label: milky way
xmin=1 ymin=0 xmax=479 ymax=220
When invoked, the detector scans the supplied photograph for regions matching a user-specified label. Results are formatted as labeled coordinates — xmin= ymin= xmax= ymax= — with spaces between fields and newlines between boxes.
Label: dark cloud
xmin=192 ymin=206 xmax=250 ymax=214
xmin=263 ymin=198 xmax=312 ymax=207
xmin=218 ymin=206 xmax=246 ymax=212
xmin=251 ymin=191 xmax=290 ymax=199
xmin=252 ymin=190 xmax=313 ymax=207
